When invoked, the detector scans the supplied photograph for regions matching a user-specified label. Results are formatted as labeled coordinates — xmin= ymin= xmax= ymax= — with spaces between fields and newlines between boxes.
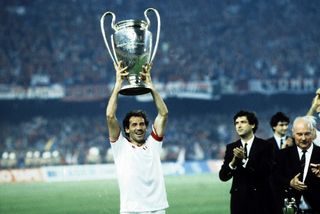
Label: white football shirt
xmin=110 ymin=129 xmax=169 ymax=213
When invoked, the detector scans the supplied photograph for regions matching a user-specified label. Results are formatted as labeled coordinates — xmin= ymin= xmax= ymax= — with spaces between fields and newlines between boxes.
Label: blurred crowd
xmin=1 ymin=0 xmax=320 ymax=169
xmin=1 ymin=0 xmax=319 ymax=87
xmin=0 ymin=107 xmax=307 ymax=169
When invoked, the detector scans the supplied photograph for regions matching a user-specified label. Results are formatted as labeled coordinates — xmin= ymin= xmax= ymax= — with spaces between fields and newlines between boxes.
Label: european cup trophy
xmin=100 ymin=8 xmax=161 ymax=95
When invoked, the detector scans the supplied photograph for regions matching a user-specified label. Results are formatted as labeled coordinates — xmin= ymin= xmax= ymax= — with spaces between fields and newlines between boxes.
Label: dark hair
xmin=122 ymin=110 xmax=149 ymax=137
xmin=233 ymin=110 xmax=259 ymax=133
xmin=269 ymin=112 xmax=290 ymax=130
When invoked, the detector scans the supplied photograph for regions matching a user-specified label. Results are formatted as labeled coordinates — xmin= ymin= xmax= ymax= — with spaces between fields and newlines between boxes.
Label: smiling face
xmin=125 ymin=116 xmax=147 ymax=145
xmin=292 ymin=119 xmax=315 ymax=150
xmin=274 ymin=121 xmax=289 ymax=137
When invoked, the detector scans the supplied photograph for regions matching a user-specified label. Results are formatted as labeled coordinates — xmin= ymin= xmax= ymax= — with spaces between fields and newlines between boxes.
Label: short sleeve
xmin=110 ymin=133 xmax=126 ymax=157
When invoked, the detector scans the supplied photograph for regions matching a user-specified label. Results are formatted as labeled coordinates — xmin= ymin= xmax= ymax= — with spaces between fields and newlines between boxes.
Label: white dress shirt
xmin=241 ymin=136 xmax=254 ymax=168
xmin=229 ymin=136 xmax=255 ymax=170
xmin=297 ymin=144 xmax=314 ymax=210
xmin=274 ymin=134 xmax=286 ymax=149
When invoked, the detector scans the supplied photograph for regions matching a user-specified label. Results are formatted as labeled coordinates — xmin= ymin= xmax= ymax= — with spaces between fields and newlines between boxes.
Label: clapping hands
xmin=311 ymin=163 xmax=320 ymax=177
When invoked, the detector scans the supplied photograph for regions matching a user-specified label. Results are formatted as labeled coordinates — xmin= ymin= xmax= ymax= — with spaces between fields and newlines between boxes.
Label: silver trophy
xmin=100 ymin=8 xmax=161 ymax=95
xmin=283 ymin=198 xmax=297 ymax=214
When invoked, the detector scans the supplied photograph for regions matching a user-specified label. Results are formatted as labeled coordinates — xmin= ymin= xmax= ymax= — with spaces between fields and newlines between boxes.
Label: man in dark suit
xmin=219 ymin=110 xmax=274 ymax=214
xmin=266 ymin=111 xmax=291 ymax=214
xmin=267 ymin=112 xmax=291 ymax=153
xmin=275 ymin=116 xmax=320 ymax=214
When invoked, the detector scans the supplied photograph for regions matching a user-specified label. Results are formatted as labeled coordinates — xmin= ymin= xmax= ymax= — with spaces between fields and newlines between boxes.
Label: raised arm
xmin=306 ymin=88 xmax=320 ymax=116
xmin=106 ymin=62 xmax=128 ymax=141
xmin=141 ymin=64 xmax=168 ymax=137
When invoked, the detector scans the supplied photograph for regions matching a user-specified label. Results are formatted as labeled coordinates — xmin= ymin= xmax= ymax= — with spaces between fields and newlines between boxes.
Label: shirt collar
xmin=297 ymin=143 xmax=314 ymax=155
xmin=274 ymin=134 xmax=286 ymax=142
xmin=241 ymin=135 xmax=255 ymax=146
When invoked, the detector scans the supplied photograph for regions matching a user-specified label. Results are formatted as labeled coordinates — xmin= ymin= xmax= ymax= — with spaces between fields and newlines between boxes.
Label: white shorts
xmin=121 ymin=209 xmax=166 ymax=214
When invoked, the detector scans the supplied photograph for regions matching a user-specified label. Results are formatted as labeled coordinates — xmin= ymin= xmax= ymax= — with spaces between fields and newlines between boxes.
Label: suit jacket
xmin=219 ymin=137 xmax=274 ymax=214
xmin=274 ymin=144 xmax=320 ymax=213
xmin=266 ymin=136 xmax=286 ymax=214
xmin=266 ymin=137 xmax=280 ymax=155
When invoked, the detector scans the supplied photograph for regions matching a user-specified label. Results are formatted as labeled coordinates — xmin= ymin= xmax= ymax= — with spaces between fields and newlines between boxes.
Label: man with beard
xmin=106 ymin=62 xmax=169 ymax=214
xmin=219 ymin=110 xmax=274 ymax=214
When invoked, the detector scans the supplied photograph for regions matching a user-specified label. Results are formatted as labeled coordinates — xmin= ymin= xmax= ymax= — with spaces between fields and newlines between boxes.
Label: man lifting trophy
xmin=100 ymin=8 xmax=161 ymax=95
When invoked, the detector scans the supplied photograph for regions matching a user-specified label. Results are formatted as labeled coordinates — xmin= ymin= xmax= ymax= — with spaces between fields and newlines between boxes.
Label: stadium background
xmin=0 ymin=0 xmax=320 ymax=213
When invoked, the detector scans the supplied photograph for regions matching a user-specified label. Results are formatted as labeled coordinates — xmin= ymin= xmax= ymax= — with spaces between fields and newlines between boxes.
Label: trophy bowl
xmin=100 ymin=8 xmax=161 ymax=96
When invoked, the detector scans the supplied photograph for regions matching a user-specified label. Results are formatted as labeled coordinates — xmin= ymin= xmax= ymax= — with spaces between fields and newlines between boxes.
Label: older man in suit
xmin=219 ymin=110 xmax=274 ymax=214
xmin=275 ymin=116 xmax=320 ymax=214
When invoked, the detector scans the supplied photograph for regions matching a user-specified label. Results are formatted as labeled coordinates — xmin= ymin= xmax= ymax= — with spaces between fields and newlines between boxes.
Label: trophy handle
xmin=144 ymin=8 xmax=161 ymax=64
xmin=100 ymin=11 xmax=118 ymax=65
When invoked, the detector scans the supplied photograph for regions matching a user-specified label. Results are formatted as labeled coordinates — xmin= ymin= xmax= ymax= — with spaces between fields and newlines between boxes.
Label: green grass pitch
xmin=0 ymin=174 xmax=231 ymax=214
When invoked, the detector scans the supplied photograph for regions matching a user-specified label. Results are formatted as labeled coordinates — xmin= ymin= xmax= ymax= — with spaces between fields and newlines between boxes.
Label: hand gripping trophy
xmin=100 ymin=8 xmax=161 ymax=96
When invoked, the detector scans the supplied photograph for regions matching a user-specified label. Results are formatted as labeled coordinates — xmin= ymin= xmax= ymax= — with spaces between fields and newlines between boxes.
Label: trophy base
xmin=119 ymin=85 xmax=151 ymax=96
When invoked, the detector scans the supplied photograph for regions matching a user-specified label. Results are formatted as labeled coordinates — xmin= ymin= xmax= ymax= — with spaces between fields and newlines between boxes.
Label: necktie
xmin=280 ymin=138 xmax=283 ymax=149
xmin=244 ymin=143 xmax=248 ymax=159
xmin=299 ymin=150 xmax=307 ymax=181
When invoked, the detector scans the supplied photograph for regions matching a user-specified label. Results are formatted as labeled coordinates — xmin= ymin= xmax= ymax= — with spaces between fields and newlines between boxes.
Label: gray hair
xmin=292 ymin=116 xmax=316 ymax=133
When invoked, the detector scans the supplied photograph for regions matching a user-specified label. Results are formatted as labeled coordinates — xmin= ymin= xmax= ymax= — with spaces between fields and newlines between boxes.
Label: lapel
xmin=248 ymin=137 xmax=258 ymax=160
xmin=310 ymin=144 xmax=320 ymax=163
xmin=232 ymin=139 xmax=242 ymax=151
xmin=291 ymin=144 xmax=320 ymax=170
xmin=272 ymin=137 xmax=280 ymax=151
xmin=244 ymin=137 xmax=261 ymax=169
xmin=305 ymin=144 xmax=320 ymax=182
xmin=291 ymin=146 xmax=301 ymax=172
